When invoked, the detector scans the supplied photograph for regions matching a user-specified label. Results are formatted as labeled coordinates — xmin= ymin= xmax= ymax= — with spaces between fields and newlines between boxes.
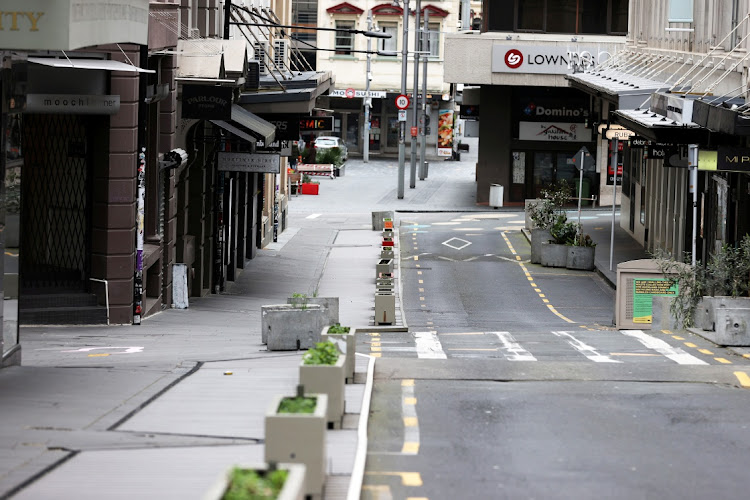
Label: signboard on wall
xmin=492 ymin=44 xmax=614 ymax=74
xmin=259 ymin=114 xmax=300 ymax=141
xmin=632 ymin=278 xmax=679 ymax=324
xmin=217 ymin=152 xmax=281 ymax=173
xmin=437 ymin=109 xmax=454 ymax=157
xmin=519 ymin=122 xmax=591 ymax=142
xmin=330 ymin=89 xmax=386 ymax=98
xmin=299 ymin=116 xmax=333 ymax=132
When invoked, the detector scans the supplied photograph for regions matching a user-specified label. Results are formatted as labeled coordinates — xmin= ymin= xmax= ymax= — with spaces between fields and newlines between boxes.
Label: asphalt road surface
xmin=362 ymin=212 xmax=750 ymax=500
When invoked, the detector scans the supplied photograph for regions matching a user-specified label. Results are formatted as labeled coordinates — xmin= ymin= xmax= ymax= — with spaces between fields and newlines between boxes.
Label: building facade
xmin=444 ymin=0 xmax=629 ymax=205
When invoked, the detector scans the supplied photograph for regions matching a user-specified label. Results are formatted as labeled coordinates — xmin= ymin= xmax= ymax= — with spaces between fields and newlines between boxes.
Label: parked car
xmin=314 ymin=136 xmax=348 ymax=161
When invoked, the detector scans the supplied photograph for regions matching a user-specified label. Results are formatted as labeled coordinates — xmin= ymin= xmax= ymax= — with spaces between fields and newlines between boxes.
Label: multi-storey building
xmin=0 ymin=0 xmax=332 ymax=367
xmin=315 ymin=0 xmax=460 ymax=157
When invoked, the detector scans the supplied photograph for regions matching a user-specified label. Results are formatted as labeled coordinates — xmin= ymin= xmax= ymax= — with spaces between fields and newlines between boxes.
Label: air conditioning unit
xmin=273 ymin=39 xmax=290 ymax=71
xmin=253 ymin=41 xmax=268 ymax=74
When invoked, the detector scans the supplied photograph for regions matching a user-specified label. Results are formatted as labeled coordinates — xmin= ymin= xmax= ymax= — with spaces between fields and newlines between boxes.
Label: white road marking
xmin=442 ymin=237 xmax=472 ymax=250
xmin=305 ymin=213 xmax=321 ymax=219
xmin=491 ymin=332 xmax=537 ymax=361
xmin=62 ymin=347 xmax=144 ymax=354
xmin=552 ymin=331 xmax=622 ymax=363
xmin=414 ymin=331 xmax=447 ymax=359
xmin=621 ymin=330 xmax=708 ymax=365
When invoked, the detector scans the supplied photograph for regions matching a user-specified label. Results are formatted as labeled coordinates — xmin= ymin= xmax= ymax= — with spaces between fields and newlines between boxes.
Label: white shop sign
xmin=519 ymin=122 xmax=592 ymax=142
xmin=26 ymin=94 xmax=120 ymax=114
xmin=330 ymin=89 xmax=387 ymax=98
xmin=218 ymin=152 xmax=281 ymax=173
xmin=492 ymin=45 xmax=614 ymax=74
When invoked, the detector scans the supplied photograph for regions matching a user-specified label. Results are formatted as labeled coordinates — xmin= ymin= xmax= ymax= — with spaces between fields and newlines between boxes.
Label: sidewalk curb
xmin=346 ymin=353 xmax=376 ymax=500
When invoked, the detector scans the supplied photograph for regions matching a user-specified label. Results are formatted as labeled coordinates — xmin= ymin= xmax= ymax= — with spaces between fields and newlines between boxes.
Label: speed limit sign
xmin=395 ymin=94 xmax=410 ymax=110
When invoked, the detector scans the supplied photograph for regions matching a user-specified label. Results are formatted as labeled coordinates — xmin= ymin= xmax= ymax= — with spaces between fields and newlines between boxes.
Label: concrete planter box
xmin=540 ymin=241 xmax=567 ymax=268
xmin=203 ymin=463 xmax=306 ymax=500
xmin=262 ymin=304 xmax=326 ymax=350
xmin=321 ymin=326 xmax=357 ymax=383
xmin=287 ymin=297 xmax=339 ymax=330
xmin=376 ymin=259 xmax=394 ymax=279
xmin=299 ymin=356 xmax=346 ymax=428
xmin=694 ymin=296 xmax=750 ymax=346
xmin=566 ymin=246 xmax=595 ymax=271
xmin=530 ymin=228 xmax=552 ymax=264
xmin=380 ymin=247 xmax=394 ymax=259
xmin=375 ymin=292 xmax=396 ymax=325
xmin=265 ymin=394 xmax=328 ymax=499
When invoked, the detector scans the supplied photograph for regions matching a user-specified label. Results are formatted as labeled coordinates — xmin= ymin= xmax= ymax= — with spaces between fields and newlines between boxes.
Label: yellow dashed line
xmin=530 ymin=282 xmax=537 ymax=287
xmin=367 ymin=472 xmax=423 ymax=487
xmin=539 ymin=294 xmax=546 ymax=298
xmin=403 ymin=417 xmax=418 ymax=427
xmin=715 ymin=358 xmax=732 ymax=364
xmin=672 ymin=336 xmax=684 ymax=340
xmin=661 ymin=330 xmax=673 ymax=334
xmin=419 ymin=297 xmax=425 ymax=301
xmin=684 ymin=342 xmax=697 ymax=348
xmin=402 ymin=442 xmax=420 ymax=454
xmin=371 ymin=346 xmax=382 ymax=352
xmin=417 ymin=271 xmax=423 ymax=275
xmin=414 ymin=256 xmax=419 ymax=261
xmin=371 ymin=353 xmax=382 ymax=358
xmin=419 ymin=280 xmax=424 ymax=284
xmin=419 ymin=288 xmax=424 ymax=292
xmin=87 ymin=353 xmax=110 ymax=357
xmin=734 ymin=371 xmax=750 ymax=388
xmin=404 ymin=397 xmax=417 ymax=405
xmin=535 ymin=288 xmax=542 ymax=292
xmin=402 ymin=379 xmax=414 ymax=387
xmin=371 ymin=342 xmax=381 ymax=347
xmin=542 ymin=299 xmax=550 ymax=303
xmin=698 ymin=349 xmax=714 ymax=355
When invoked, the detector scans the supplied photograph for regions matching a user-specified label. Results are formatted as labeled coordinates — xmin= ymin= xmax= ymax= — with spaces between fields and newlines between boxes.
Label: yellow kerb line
xmin=734 ymin=371 xmax=750 ymax=388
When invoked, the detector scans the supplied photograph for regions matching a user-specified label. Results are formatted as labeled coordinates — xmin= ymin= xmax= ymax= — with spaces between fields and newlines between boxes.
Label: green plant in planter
xmin=550 ymin=216 xmax=578 ymax=245
xmin=291 ymin=292 xmax=309 ymax=309
xmin=302 ymin=341 xmax=340 ymax=365
xmin=222 ymin=467 xmax=288 ymax=500
xmin=278 ymin=395 xmax=317 ymax=414
xmin=327 ymin=323 xmax=350 ymax=334
xmin=540 ymin=180 xmax=573 ymax=210
xmin=528 ymin=198 xmax=556 ymax=230
xmin=315 ymin=147 xmax=344 ymax=166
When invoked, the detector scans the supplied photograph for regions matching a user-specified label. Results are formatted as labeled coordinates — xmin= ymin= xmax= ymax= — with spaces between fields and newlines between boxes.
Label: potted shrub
xmin=541 ymin=215 xmax=576 ymax=268
xmin=316 ymin=147 xmax=345 ymax=176
xmin=320 ymin=324 xmax=356 ymax=383
xmin=265 ymin=388 xmax=328 ymax=498
xmin=299 ymin=341 xmax=345 ymax=429
xmin=566 ymin=227 xmax=596 ymax=271
xmin=204 ymin=463 xmax=306 ymax=500
xmin=527 ymin=181 xmax=572 ymax=264
xmin=654 ymin=236 xmax=750 ymax=345
xmin=299 ymin=174 xmax=319 ymax=195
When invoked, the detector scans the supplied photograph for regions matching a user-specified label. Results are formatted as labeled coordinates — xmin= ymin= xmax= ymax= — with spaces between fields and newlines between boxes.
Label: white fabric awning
xmin=567 ymin=69 xmax=668 ymax=109
xmin=28 ymin=57 xmax=155 ymax=73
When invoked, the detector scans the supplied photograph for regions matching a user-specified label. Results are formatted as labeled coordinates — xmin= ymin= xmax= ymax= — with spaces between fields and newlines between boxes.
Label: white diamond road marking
xmin=414 ymin=331 xmax=447 ymax=359
xmin=621 ymin=330 xmax=708 ymax=365
xmin=442 ymin=237 xmax=472 ymax=250
xmin=552 ymin=331 xmax=622 ymax=363
xmin=491 ymin=332 xmax=537 ymax=361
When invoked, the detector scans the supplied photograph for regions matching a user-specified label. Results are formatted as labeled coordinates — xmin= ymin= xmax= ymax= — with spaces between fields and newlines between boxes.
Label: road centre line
xmin=402 ymin=380 xmax=420 ymax=455
xmin=621 ymin=330 xmax=708 ymax=365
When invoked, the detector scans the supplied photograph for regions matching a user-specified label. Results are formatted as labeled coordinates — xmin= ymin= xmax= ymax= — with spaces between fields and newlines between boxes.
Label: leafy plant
xmin=528 ymin=198 xmax=556 ymax=230
xmin=291 ymin=292 xmax=309 ymax=310
xmin=302 ymin=341 xmax=340 ymax=365
xmin=327 ymin=323 xmax=350 ymax=334
xmin=222 ymin=467 xmax=288 ymax=500
xmin=540 ymin=180 xmax=573 ymax=210
xmin=570 ymin=232 xmax=596 ymax=247
xmin=278 ymin=396 xmax=317 ymax=414
xmin=705 ymin=237 xmax=750 ymax=297
xmin=302 ymin=174 xmax=312 ymax=183
xmin=550 ymin=216 xmax=578 ymax=245
xmin=652 ymin=250 xmax=705 ymax=329
xmin=315 ymin=147 xmax=344 ymax=167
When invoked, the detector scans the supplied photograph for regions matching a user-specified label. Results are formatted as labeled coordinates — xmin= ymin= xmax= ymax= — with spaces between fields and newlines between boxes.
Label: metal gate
xmin=20 ymin=114 xmax=92 ymax=291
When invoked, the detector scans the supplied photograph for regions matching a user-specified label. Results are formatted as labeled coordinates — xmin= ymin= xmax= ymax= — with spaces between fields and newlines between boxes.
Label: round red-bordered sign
xmin=505 ymin=49 xmax=524 ymax=69
xmin=345 ymin=87 xmax=356 ymax=98
xmin=395 ymin=94 xmax=410 ymax=110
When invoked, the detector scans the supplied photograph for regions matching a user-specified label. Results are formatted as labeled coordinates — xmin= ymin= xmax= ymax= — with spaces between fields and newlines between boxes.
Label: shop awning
xmin=567 ymin=69 xmax=668 ymax=109
xmin=28 ymin=57 xmax=155 ymax=73
xmin=613 ymin=108 xmax=709 ymax=144
xmin=210 ymin=105 xmax=276 ymax=145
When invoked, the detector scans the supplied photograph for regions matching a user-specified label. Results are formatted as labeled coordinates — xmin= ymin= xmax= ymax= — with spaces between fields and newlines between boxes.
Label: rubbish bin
xmin=489 ymin=184 xmax=504 ymax=208
xmin=575 ymin=178 xmax=591 ymax=206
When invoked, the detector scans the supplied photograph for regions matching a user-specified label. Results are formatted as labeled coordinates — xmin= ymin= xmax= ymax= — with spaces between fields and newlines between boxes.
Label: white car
xmin=314 ymin=136 xmax=348 ymax=161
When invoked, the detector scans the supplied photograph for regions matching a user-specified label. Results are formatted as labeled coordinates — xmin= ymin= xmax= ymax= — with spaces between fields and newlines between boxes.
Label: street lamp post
xmin=409 ymin=0 xmax=421 ymax=188
xmin=397 ymin=0 xmax=409 ymax=199
xmin=419 ymin=9 xmax=429 ymax=180
xmin=364 ymin=11 xmax=373 ymax=163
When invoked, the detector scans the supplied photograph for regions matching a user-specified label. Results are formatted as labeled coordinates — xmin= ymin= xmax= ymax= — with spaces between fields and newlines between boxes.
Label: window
xmin=379 ymin=23 xmax=398 ymax=53
xmin=427 ymin=23 xmax=440 ymax=58
xmin=487 ymin=0 xmax=628 ymax=35
xmin=335 ymin=21 xmax=354 ymax=55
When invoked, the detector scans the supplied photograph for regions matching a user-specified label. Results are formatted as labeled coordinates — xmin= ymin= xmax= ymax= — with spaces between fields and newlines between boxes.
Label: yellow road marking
xmin=672 ymin=336 xmax=684 ymax=340
xmin=419 ymin=288 xmax=424 ymax=292
xmin=542 ymin=299 xmax=550 ymax=303
xmin=419 ymin=280 xmax=424 ymax=284
xmin=516 ymin=255 xmax=522 ymax=260
xmin=362 ymin=485 xmax=390 ymax=494
xmin=419 ymin=297 xmax=425 ymax=301
xmin=403 ymin=417 xmax=418 ymax=427
xmin=369 ymin=332 xmax=380 ymax=337
xmin=661 ymin=330 xmax=673 ymax=334
xmin=414 ymin=256 xmax=419 ymax=261
xmin=417 ymin=271 xmax=423 ymax=275
xmin=402 ymin=379 xmax=414 ymax=387
xmin=366 ymin=472 xmax=423 ymax=487
xmin=371 ymin=342 xmax=381 ymax=347
xmin=88 ymin=353 xmax=110 ymax=357
xmin=404 ymin=397 xmax=417 ymax=405
xmin=734 ymin=371 xmax=750 ymax=388
xmin=535 ymin=288 xmax=542 ymax=292
xmin=715 ymin=358 xmax=732 ymax=364
xmin=684 ymin=342 xmax=697 ymax=348
xmin=698 ymin=349 xmax=714 ymax=355
xmin=371 ymin=353 xmax=382 ymax=358
xmin=530 ymin=283 xmax=537 ymax=287
xmin=371 ymin=346 xmax=382 ymax=352
xmin=402 ymin=442 xmax=420 ymax=454
xmin=539 ymin=293 xmax=546 ymax=298
xmin=416 ymin=264 xmax=421 ymax=268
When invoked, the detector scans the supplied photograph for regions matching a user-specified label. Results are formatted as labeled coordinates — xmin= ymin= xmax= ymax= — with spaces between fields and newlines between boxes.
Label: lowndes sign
xmin=0 ymin=0 xmax=149 ymax=51
xmin=492 ymin=44 xmax=614 ymax=75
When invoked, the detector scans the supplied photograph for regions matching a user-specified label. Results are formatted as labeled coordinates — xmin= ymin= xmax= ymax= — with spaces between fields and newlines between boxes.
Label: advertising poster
xmin=632 ymin=278 xmax=679 ymax=323
xmin=607 ymin=139 xmax=624 ymax=185
xmin=437 ymin=109 xmax=454 ymax=157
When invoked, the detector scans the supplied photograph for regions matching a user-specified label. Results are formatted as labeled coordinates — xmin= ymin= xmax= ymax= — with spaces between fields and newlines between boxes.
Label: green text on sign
xmin=633 ymin=278 xmax=678 ymax=324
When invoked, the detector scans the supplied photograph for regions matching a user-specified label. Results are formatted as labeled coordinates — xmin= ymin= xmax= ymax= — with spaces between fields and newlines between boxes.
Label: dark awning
xmin=210 ymin=105 xmax=276 ymax=145
xmin=614 ymin=108 xmax=709 ymax=144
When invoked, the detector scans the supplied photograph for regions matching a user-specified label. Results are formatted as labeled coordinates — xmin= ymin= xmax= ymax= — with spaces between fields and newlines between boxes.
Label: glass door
xmin=386 ymin=116 xmax=400 ymax=149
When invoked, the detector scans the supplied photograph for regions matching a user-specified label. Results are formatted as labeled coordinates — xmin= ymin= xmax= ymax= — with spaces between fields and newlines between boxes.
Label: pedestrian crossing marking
xmin=621 ymin=330 xmax=707 ymax=365
xmin=492 ymin=331 xmax=537 ymax=361
xmin=552 ymin=331 xmax=621 ymax=363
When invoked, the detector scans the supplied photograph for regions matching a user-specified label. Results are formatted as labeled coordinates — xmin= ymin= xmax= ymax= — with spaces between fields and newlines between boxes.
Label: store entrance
xmin=510 ymin=147 xmax=597 ymax=204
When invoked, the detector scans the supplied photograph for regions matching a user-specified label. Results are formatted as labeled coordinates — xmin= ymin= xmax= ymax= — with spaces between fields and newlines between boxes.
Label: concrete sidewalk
xmin=1 ymin=214 xmax=394 ymax=499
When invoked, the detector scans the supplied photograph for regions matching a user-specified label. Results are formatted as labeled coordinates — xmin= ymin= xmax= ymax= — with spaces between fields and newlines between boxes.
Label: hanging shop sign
xmin=437 ymin=109 xmax=454 ymax=157
xmin=299 ymin=116 xmax=333 ymax=132
xmin=181 ymin=85 xmax=232 ymax=120
xmin=26 ymin=94 xmax=120 ymax=114
xmin=598 ymin=124 xmax=635 ymax=141
xmin=629 ymin=136 xmax=649 ymax=148
xmin=519 ymin=122 xmax=592 ymax=142
xmin=0 ymin=0 xmax=149 ymax=51
xmin=218 ymin=152 xmax=281 ymax=174
xmin=259 ymin=114 xmax=300 ymax=141
xmin=699 ymin=146 xmax=750 ymax=172
xmin=492 ymin=44 xmax=614 ymax=74
xmin=330 ymin=89 xmax=386 ymax=98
